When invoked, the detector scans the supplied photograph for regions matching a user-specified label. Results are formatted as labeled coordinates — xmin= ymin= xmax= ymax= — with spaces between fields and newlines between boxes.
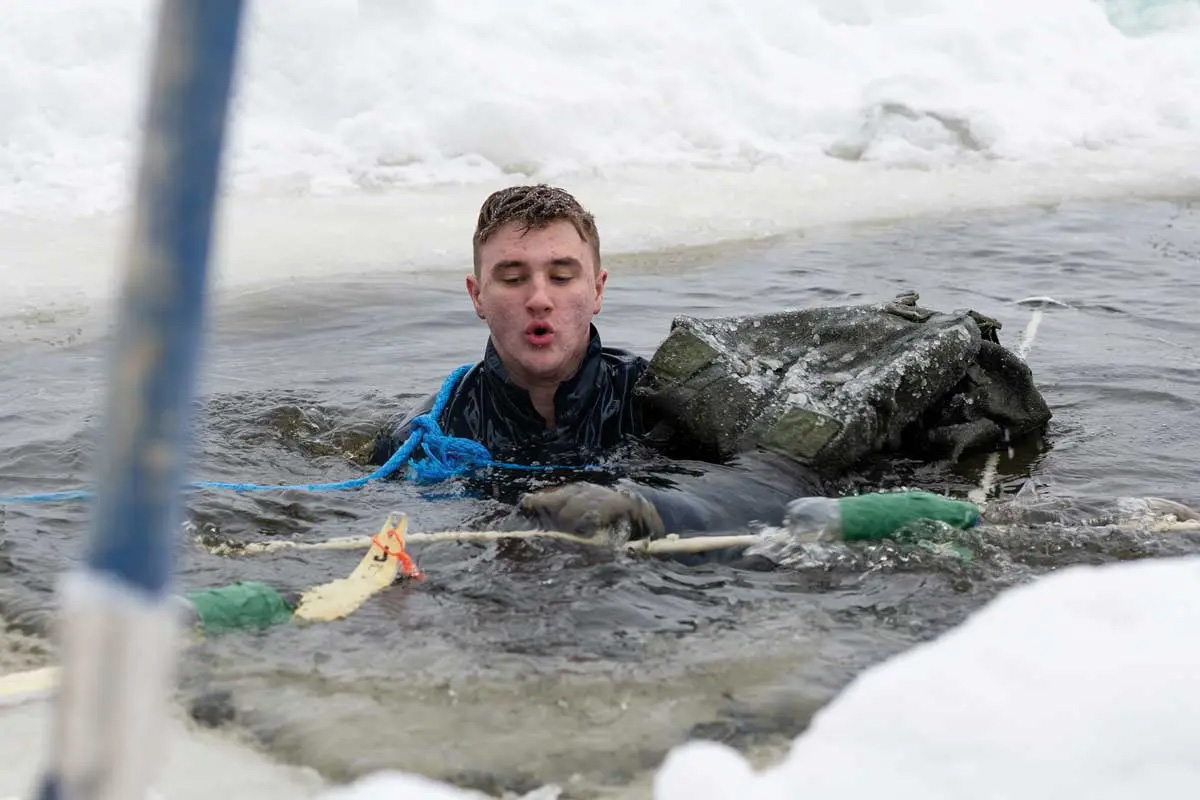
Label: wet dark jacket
xmin=369 ymin=326 xmax=819 ymax=536
xmin=370 ymin=326 xmax=648 ymax=467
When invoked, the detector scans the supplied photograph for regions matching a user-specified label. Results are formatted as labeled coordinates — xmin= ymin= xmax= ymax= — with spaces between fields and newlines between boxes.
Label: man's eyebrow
xmin=490 ymin=257 xmax=583 ymax=271
xmin=490 ymin=259 xmax=527 ymax=271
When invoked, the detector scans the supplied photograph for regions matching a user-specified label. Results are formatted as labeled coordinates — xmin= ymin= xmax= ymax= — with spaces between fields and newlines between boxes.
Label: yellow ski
xmin=292 ymin=513 xmax=422 ymax=623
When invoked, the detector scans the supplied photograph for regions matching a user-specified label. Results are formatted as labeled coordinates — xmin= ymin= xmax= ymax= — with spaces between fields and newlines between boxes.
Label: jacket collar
xmin=482 ymin=325 xmax=605 ymax=429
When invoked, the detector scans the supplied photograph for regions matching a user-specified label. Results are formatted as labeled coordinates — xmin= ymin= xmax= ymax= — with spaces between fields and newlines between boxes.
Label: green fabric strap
xmin=185 ymin=580 xmax=295 ymax=633
xmin=837 ymin=490 xmax=980 ymax=542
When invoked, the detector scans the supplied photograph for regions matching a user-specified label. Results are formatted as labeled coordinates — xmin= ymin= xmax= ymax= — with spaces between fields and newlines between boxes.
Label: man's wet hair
xmin=473 ymin=184 xmax=601 ymax=275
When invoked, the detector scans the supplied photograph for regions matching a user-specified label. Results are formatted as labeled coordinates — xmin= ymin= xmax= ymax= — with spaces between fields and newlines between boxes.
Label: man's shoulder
xmin=598 ymin=344 xmax=650 ymax=374
xmin=411 ymin=361 xmax=487 ymax=420
xmin=599 ymin=344 xmax=648 ymax=362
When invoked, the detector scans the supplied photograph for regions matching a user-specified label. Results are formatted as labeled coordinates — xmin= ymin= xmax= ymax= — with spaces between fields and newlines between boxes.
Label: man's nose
xmin=525 ymin=274 xmax=553 ymax=313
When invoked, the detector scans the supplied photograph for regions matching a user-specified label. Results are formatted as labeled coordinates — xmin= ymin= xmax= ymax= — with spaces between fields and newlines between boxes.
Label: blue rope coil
xmin=0 ymin=363 xmax=589 ymax=504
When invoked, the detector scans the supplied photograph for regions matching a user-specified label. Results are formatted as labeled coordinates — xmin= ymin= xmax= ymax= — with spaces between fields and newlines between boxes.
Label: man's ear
xmin=593 ymin=268 xmax=608 ymax=315
xmin=466 ymin=273 xmax=485 ymax=319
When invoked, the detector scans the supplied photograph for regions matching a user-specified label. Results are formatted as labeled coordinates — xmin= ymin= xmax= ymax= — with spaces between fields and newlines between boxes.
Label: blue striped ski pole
xmin=36 ymin=2 xmax=246 ymax=799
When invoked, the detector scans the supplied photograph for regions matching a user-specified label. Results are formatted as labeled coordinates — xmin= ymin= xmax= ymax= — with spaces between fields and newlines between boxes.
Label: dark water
xmin=2 ymin=198 xmax=1199 ymax=796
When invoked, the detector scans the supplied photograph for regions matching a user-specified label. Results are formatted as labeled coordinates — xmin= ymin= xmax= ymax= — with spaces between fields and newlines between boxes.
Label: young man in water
xmin=371 ymin=186 xmax=1156 ymax=546
xmin=370 ymin=184 xmax=817 ymax=539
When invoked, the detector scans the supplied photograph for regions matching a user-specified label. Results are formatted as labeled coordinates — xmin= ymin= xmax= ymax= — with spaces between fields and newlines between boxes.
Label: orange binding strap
xmin=372 ymin=522 xmax=425 ymax=580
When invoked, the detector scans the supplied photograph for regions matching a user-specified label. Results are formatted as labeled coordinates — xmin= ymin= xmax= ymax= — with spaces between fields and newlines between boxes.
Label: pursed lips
xmin=525 ymin=320 xmax=555 ymax=347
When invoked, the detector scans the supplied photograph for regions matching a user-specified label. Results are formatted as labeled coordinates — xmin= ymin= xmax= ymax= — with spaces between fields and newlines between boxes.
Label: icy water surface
xmin=2 ymin=198 xmax=1198 ymax=796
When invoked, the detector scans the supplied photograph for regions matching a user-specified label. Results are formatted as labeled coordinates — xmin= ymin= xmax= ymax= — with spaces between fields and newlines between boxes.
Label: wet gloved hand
xmin=517 ymin=482 xmax=666 ymax=540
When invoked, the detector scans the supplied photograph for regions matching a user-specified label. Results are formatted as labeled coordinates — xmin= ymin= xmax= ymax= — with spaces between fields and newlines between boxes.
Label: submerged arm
xmin=516 ymin=449 xmax=823 ymax=565
xmin=623 ymin=449 xmax=822 ymax=535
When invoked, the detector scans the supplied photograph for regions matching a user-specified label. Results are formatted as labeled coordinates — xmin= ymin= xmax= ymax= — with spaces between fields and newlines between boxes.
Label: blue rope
xmin=0 ymin=490 xmax=97 ymax=504
xmin=0 ymin=363 xmax=594 ymax=504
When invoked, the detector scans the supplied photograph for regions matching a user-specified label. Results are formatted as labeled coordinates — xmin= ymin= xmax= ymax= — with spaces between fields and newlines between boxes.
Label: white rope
xmin=204 ymin=517 xmax=1200 ymax=559
xmin=969 ymin=297 xmax=1065 ymax=506
xmin=968 ymin=453 xmax=1001 ymax=506
xmin=205 ymin=528 xmax=764 ymax=557
xmin=1016 ymin=306 xmax=1045 ymax=361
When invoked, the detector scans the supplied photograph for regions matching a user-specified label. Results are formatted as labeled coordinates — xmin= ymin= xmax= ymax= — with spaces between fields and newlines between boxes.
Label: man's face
xmin=467 ymin=219 xmax=607 ymax=390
